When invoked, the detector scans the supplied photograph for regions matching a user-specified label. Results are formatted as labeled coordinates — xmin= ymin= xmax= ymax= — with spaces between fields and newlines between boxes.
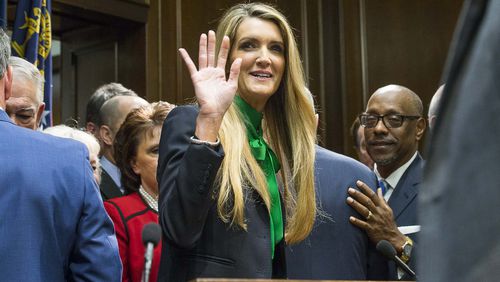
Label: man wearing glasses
xmin=346 ymin=84 xmax=426 ymax=280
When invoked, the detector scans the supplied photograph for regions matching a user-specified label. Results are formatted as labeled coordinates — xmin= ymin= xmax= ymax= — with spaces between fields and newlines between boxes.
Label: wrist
xmin=195 ymin=114 xmax=223 ymax=142
xmin=190 ymin=136 xmax=220 ymax=147
xmin=394 ymin=235 xmax=407 ymax=254
xmin=398 ymin=236 xmax=413 ymax=263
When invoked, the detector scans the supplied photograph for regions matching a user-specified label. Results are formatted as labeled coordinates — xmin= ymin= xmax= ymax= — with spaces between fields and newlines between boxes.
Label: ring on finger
xmin=366 ymin=210 xmax=373 ymax=220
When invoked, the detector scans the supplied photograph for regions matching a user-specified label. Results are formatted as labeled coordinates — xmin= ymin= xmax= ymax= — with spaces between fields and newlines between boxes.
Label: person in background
xmin=0 ymin=28 xmax=121 ymax=281
xmin=420 ymin=0 xmax=500 ymax=280
xmin=347 ymin=84 xmax=426 ymax=280
xmin=351 ymin=117 xmax=375 ymax=170
xmin=98 ymin=95 xmax=149 ymax=200
xmin=427 ymin=84 xmax=444 ymax=130
xmin=44 ymin=125 xmax=101 ymax=184
xmin=5 ymin=56 xmax=45 ymax=130
xmin=85 ymin=82 xmax=138 ymax=140
xmin=157 ymin=3 xmax=317 ymax=281
xmin=105 ymin=101 xmax=175 ymax=282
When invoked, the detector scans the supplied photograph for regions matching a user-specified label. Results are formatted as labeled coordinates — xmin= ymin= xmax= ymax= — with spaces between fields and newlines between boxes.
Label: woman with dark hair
xmin=104 ymin=101 xmax=175 ymax=282
xmin=157 ymin=3 xmax=317 ymax=281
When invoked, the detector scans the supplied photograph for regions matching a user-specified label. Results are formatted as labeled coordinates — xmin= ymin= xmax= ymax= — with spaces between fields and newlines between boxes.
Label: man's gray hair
xmin=0 ymin=28 xmax=11 ymax=78
xmin=9 ymin=56 xmax=45 ymax=105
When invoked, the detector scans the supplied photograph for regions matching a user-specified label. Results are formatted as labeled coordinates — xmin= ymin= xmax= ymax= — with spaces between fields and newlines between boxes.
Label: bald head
xmin=368 ymin=84 xmax=423 ymax=116
xmin=99 ymin=95 xmax=149 ymax=163
xmin=364 ymin=84 xmax=426 ymax=177
xmin=100 ymin=95 xmax=149 ymax=133
xmin=428 ymin=84 xmax=444 ymax=130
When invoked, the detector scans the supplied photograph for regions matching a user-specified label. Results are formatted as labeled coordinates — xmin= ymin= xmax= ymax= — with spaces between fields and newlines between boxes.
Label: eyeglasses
xmin=359 ymin=113 xmax=420 ymax=128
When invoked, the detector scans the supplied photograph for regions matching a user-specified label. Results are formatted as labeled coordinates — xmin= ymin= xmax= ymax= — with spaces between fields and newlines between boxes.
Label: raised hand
xmin=179 ymin=30 xmax=241 ymax=142
xmin=179 ymin=31 xmax=241 ymax=115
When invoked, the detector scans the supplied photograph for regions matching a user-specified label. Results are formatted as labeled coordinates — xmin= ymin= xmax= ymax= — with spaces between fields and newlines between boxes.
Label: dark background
xmin=5 ymin=0 xmax=464 ymax=158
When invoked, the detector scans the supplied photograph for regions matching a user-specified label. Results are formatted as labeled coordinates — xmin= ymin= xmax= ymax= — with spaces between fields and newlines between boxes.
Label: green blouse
xmin=234 ymin=95 xmax=283 ymax=259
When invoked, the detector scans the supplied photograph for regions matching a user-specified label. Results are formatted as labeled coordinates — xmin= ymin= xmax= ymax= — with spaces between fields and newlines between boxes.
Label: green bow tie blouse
xmin=234 ymin=95 xmax=284 ymax=259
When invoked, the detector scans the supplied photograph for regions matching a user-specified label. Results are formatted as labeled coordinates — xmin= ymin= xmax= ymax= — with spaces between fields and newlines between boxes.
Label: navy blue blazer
xmin=0 ymin=110 xmax=122 ymax=281
xmin=157 ymin=105 xmax=286 ymax=282
xmin=386 ymin=153 xmax=423 ymax=280
xmin=287 ymin=145 xmax=387 ymax=280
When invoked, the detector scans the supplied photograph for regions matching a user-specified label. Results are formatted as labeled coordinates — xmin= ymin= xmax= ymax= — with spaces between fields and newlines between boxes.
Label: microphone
xmin=376 ymin=239 xmax=416 ymax=279
xmin=142 ymin=223 xmax=162 ymax=282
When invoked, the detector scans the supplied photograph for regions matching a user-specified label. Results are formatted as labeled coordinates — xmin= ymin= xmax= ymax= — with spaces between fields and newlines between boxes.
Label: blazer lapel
xmin=388 ymin=154 xmax=423 ymax=219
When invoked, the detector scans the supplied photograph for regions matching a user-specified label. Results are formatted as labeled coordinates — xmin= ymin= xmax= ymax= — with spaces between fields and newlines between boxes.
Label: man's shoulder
xmin=1 ymin=122 xmax=86 ymax=153
xmin=315 ymin=145 xmax=373 ymax=175
xmin=0 ymin=122 xmax=89 ymax=175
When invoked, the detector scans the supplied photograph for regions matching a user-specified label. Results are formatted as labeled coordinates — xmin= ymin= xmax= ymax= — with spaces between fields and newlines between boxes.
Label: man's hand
xmin=347 ymin=180 xmax=406 ymax=253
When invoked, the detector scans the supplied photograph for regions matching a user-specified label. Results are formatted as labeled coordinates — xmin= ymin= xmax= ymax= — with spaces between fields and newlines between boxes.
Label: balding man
xmin=428 ymin=84 xmax=444 ymax=130
xmin=347 ymin=85 xmax=426 ymax=280
xmin=5 ymin=56 xmax=45 ymax=130
xmin=85 ymin=82 xmax=138 ymax=139
xmin=99 ymin=95 xmax=149 ymax=199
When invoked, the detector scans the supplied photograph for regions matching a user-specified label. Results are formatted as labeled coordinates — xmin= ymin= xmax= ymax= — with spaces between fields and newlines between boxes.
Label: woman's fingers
xmin=207 ymin=30 xmax=216 ymax=67
xmin=227 ymin=58 xmax=242 ymax=86
xmin=217 ymin=36 xmax=230 ymax=69
xmin=178 ymin=48 xmax=197 ymax=77
xmin=198 ymin=33 xmax=208 ymax=69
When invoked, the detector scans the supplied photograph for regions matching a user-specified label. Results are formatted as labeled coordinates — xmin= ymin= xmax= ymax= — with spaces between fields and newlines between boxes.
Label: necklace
xmin=139 ymin=186 xmax=158 ymax=212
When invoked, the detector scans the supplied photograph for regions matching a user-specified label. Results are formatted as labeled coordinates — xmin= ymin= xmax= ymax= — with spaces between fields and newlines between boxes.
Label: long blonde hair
xmin=214 ymin=2 xmax=317 ymax=244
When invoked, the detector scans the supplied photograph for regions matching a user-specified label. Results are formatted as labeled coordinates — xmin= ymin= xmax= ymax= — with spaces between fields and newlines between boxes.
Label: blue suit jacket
xmin=286 ymin=145 xmax=387 ymax=280
xmin=0 ymin=110 xmax=122 ymax=281
xmin=386 ymin=153 xmax=423 ymax=280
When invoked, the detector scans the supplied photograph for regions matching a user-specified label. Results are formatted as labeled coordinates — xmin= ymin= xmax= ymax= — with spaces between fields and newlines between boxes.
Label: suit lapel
xmin=100 ymin=169 xmax=123 ymax=200
xmin=388 ymin=154 xmax=423 ymax=219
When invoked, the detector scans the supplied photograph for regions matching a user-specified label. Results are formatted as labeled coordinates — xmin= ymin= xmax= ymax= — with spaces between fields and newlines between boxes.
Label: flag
xmin=11 ymin=0 xmax=52 ymax=127
xmin=0 ymin=0 xmax=7 ymax=29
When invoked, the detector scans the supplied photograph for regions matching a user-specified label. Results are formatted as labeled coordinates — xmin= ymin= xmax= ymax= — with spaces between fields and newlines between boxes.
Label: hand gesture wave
xmin=179 ymin=30 xmax=241 ymax=118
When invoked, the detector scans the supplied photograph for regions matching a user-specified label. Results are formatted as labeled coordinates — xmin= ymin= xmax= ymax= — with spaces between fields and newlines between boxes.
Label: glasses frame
xmin=359 ymin=113 xmax=421 ymax=129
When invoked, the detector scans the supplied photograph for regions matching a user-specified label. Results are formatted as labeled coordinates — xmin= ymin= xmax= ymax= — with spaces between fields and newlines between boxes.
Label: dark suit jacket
xmin=157 ymin=105 xmax=286 ymax=282
xmin=100 ymin=167 xmax=123 ymax=200
xmin=287 ymin=145 xmax=387 ymax=280
xmin=386 ymin=153 xmax=423 ymax=280
xmin=0 ymin=110 xmax=122 ymax=281
xmin=420 ymin=1 xmax=500 ymax=281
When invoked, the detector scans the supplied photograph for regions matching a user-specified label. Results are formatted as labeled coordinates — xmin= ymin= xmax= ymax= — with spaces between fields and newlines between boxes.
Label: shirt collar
xmin=374 ymin=151 xmax=418 ymax=189
xmin=100 ymin=155 xmax=122 ymax=190
xmin=234 ymin=95 xmax=263 ymax=138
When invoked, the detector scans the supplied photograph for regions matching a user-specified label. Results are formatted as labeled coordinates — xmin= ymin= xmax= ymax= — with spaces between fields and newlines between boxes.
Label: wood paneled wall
xmin=51 ymin=0 xmax=463 ymax=156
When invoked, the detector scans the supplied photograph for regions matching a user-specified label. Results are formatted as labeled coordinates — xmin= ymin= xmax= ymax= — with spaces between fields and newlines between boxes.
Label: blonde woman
xmin=157 ymin=3 xmax=316 ymax=281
